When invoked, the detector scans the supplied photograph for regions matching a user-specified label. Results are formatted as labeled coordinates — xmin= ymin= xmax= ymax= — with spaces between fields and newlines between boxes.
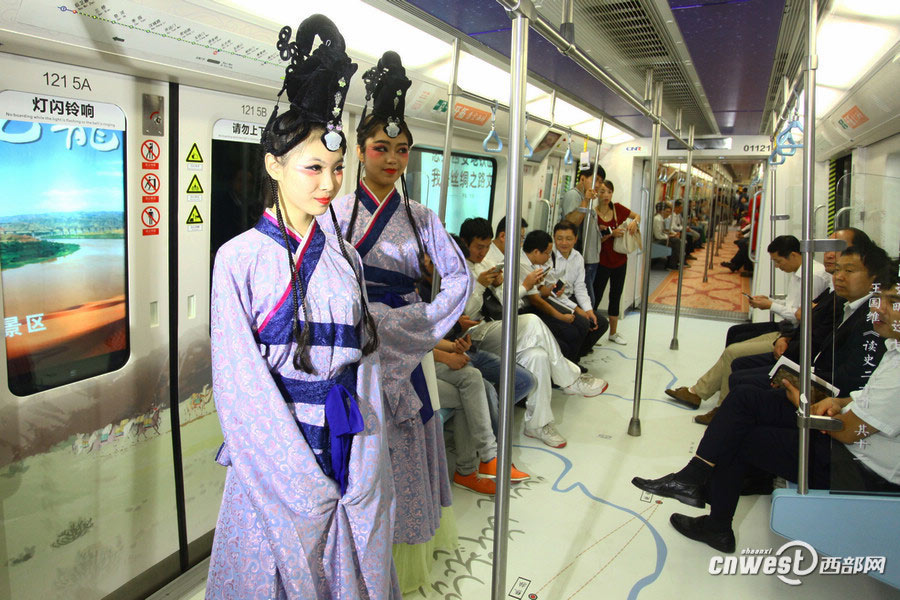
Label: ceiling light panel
xmin=816 ymin=17 xmax=898 ymax=89
xmin=214 ymin=0 xmax=451 ymax=68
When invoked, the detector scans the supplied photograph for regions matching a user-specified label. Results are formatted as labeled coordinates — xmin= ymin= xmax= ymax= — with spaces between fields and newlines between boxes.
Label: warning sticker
xmin=141 ymin=206 xmax=161 ymax=228
xmin=186 ymin=142 xmax=203 ymax=163
xmin=186 ymin=205 xmax=203 ymax=224
xmin=186 ymin=174 xmax=204 ymax=194
xmin=141 ymin=139 xmax=160 ymax=161
xmin=141 ymin=173 xmax=160 ymax=195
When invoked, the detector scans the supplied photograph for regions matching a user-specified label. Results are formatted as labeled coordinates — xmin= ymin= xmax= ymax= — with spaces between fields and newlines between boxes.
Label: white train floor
xmin=155 ymin=312 xmax=900 ymax=600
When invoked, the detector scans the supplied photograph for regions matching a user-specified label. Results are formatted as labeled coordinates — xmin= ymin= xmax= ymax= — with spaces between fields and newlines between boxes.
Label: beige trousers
xmin=693 ymin=332 xmax=780 ymax=403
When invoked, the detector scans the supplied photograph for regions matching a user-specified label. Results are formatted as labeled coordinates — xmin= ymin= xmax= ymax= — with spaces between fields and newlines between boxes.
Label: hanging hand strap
xmin=483 ymin=100 xmax=503 ymax=153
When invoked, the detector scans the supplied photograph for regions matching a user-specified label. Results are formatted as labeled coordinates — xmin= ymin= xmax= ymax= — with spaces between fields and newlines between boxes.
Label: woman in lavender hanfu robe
xmin=207 ymin=15 xmax=397 ymax=600
xmin=321 ymin=52 xmax=471 ymax=551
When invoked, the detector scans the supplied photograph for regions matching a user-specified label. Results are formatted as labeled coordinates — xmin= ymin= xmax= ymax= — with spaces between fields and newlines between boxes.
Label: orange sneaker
xmin=453 ymin=471 xmax=496 ymax=495
xmin=478 ymin=458 xmax=531 ymax=482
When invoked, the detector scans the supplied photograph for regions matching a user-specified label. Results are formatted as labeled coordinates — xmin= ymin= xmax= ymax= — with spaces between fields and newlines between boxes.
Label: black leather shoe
xmin=670 ymin=513 xmax=735 ymax=553
xmin=631 ymin=473 xmax=706 ymax=508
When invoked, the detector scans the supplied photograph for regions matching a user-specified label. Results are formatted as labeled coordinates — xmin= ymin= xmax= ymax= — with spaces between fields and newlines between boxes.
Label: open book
xmin=545 ymin=295 xmax=575 ymax=315
xmin=768 ymin=355 xmax=840 ymax=402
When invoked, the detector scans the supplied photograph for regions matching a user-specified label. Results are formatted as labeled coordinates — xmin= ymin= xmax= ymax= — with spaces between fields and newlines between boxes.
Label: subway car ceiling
xmin=1 ymin=0 xmax=898 ymax=163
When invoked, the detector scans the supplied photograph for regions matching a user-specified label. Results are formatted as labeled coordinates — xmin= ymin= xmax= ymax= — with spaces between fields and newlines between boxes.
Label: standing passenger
xmin=560 ymin=165 xmax=606 ymax=306
xmin=323 ymin=51 xmax=471 ymax=594
xmin=207 ymin=16 xmax=396 ymax=599
xmin=593 ymin=180 xmax=640 ymax=344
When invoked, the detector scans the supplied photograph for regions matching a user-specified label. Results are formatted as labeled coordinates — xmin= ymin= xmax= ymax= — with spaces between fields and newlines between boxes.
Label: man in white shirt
xmin=652 ymin=202 xmax=687 ymax=270
xmin=747 ymin=235 xmax=831 ymax=325
xmin=667 ymin=234 xmax=833 ymax=414
xmin=671 ymin=199 xmax=700 ymax=256
xmin=459 ymin=217 xmax=608 ymax=449
xmin=519 ymin=229 xmax=603 ymax=365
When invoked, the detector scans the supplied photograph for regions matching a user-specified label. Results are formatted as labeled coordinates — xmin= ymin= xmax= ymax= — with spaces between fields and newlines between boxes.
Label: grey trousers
xmin=435 ymin=362 xmax=497 ymax=475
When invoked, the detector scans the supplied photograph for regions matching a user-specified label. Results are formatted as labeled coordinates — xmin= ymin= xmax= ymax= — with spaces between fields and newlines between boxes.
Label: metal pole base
xmin=669 ymin=338 xmax=679 ymax=350
xmin=627 ymin=417 xmax=642 ymax=437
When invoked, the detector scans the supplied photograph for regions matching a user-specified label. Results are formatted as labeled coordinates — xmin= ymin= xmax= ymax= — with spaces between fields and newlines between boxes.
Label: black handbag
xmin=481 ymin=287 xmax=503 ymax=321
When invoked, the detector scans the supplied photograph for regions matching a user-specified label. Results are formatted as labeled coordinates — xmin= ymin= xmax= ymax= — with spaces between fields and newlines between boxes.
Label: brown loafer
xmin=665 ymin=387 xmax=702 ymax=409
xmin=694 ymin=406 xmax=719 ymax=425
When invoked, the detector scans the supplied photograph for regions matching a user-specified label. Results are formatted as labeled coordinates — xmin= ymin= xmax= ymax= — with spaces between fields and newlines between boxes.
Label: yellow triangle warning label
xmin=186 ymin=143 xmax=203 ymax=163
xmin=186 ymin=205 xmax=203 ymax=224
xmin=186 ymin=174 xmax=204 ymax=194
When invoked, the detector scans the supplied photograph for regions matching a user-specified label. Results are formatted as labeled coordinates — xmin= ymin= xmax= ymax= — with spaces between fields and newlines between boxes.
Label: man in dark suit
xmin=630 ymin=241 xmax=891 ymax=553
xmin=728 ymin=228 xmax=872 ymax=390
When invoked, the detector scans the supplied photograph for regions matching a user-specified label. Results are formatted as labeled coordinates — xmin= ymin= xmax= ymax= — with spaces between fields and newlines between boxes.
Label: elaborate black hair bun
xmin=359 ymin=50 xmax=412 ymax=138
xmin=263 ymin=14 xmax=358 ymax=154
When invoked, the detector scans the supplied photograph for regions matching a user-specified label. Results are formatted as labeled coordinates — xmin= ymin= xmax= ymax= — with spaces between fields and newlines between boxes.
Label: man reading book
xmin=630 ymin=253 xmax=900 ymax=553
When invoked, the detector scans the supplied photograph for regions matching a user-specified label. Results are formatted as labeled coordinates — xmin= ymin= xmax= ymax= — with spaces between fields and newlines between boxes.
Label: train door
xmin=0 ymin=54 xmax=178 ymax=598
xmin=174 ymin=85 xmax=269 ymax=563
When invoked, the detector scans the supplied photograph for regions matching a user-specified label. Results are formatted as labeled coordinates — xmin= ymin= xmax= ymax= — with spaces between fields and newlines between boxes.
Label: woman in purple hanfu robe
xmin=207 ymin=16 xmax=397 ymax=600
xmin=321 ymin=51 xmax=471 ymax=588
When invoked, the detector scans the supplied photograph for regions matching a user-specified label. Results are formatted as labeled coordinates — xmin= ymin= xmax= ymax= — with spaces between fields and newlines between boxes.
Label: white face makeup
xmin=266 ymin=135 xmax=345 ymax=233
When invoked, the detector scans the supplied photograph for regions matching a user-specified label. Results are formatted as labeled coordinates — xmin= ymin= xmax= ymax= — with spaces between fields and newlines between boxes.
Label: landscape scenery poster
xmin=0 ymin=117 xmax=128 ymax=395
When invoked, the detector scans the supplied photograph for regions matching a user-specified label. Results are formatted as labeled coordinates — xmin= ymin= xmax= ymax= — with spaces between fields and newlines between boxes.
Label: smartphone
xmin=552 ymin=280 xmax=565 ymax=293
xmin=742 ymin=293 xmax=753 ymax=299
xmin=488 ymin=265 xmax=503 ymax=274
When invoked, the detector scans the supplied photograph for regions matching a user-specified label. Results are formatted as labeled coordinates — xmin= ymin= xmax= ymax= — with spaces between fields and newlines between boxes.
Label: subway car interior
xmin=1 ymin=0 xmax=899 ymax=598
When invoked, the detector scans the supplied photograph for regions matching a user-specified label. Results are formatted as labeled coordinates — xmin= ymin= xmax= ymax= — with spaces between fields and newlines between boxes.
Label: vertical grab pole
xmin=431 ymin=38 xmax=461 ymax=301
xmin=670 ymin=124 xmax=694 ymax=350
xmin=797 ymin=0 xmax=818 ymax=495
xmin=628 ymin=81 xmax=663 ymax=437
xmin=715 ymin=173 xmax=724 ymax=256
xmin=702 ymin=171 xmax=715 ymax=283
xmin=491 ymin=8 xmax=528 ymax=599
xmin=768 ymin=165 xmax=778 ymax=322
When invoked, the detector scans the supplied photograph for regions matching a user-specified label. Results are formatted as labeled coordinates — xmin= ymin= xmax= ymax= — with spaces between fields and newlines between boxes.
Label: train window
xmin=0 ymin=92 xmax=129 ymax=396
xmin=210 ymin=132 xmax=265 ymax=262
xmin=407 ymin=147 xmax=497 ymax=236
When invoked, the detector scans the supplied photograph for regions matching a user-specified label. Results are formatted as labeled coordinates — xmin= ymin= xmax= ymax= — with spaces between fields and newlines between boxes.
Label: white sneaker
xmin=524 ymin=422 xmax=567 ymax=448
xmin=608 ymin=332 xmax=627 ymax=345
xmin=562 ymin=374 xmax=609 ymax=397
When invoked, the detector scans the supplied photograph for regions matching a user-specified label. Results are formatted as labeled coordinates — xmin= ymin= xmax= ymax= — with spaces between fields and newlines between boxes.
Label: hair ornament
xmin=357 ymin=50 xmax=411 ymax=138
xmin=263 ymin=14 xmax=357 ymax=155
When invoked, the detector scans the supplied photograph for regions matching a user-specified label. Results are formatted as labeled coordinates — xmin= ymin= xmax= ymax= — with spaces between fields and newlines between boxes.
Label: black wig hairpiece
xmin=260 ymin=15 xmax=378 ymax=370
xmin=347 ymin=52 xmax=429 ymax=286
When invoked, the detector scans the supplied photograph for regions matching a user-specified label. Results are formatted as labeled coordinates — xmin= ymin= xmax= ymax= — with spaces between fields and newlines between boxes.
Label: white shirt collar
xmin=845 ymin=292 xmax=873 ymax=315
xmin=886 ymin=338 xmax=899 ymax=352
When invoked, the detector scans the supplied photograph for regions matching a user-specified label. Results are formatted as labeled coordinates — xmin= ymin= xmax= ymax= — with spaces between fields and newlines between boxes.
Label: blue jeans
xmin=468 ymin=349 xmax=536 ymax=433
xmin=584 ymin=262 xmax=599 ymax=308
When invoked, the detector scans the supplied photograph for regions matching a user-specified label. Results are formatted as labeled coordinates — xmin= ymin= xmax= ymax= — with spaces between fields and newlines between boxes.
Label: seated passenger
xmin=433 ymin=335 xmax=530 ymax=496
xmin=667 ymin=234 xmax=830 ymax=415
xmin=671 ymin=199 xmax=700 ymax=256
xmin=520 ymin=229 xmax=600 ymax=365
xmin=727 ymin=228 xmax=871 ymax=391
xmin=721 ymin=222 xmax=753 ymax=274
xmin=417 ymin=246 xmax=537 ymax=433
xmin=632 ymin=254 xmax=899 ymax=552
xmin=459 ymin=217 xmax=608 ymax=449
xmin=728 ymin=240 xmax=887 ymax=399
xmin=550 ymin=220 xmax=609 ymax=343
xmin=652 ymin=202 xmax=688 ymax=270
xmin=724 ymin=235 xmax=831 ymax=347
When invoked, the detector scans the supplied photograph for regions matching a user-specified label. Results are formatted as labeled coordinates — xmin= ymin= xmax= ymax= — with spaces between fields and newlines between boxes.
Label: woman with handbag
xmin=593 ymin=180 xmax=640 ymax=345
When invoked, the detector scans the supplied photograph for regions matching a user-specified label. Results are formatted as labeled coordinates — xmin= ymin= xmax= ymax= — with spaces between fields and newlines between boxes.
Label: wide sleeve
xmin=211 ymin=252 xmax=346 ymax=597
xmin=372 ymin=207 xmax=473 ymax=403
